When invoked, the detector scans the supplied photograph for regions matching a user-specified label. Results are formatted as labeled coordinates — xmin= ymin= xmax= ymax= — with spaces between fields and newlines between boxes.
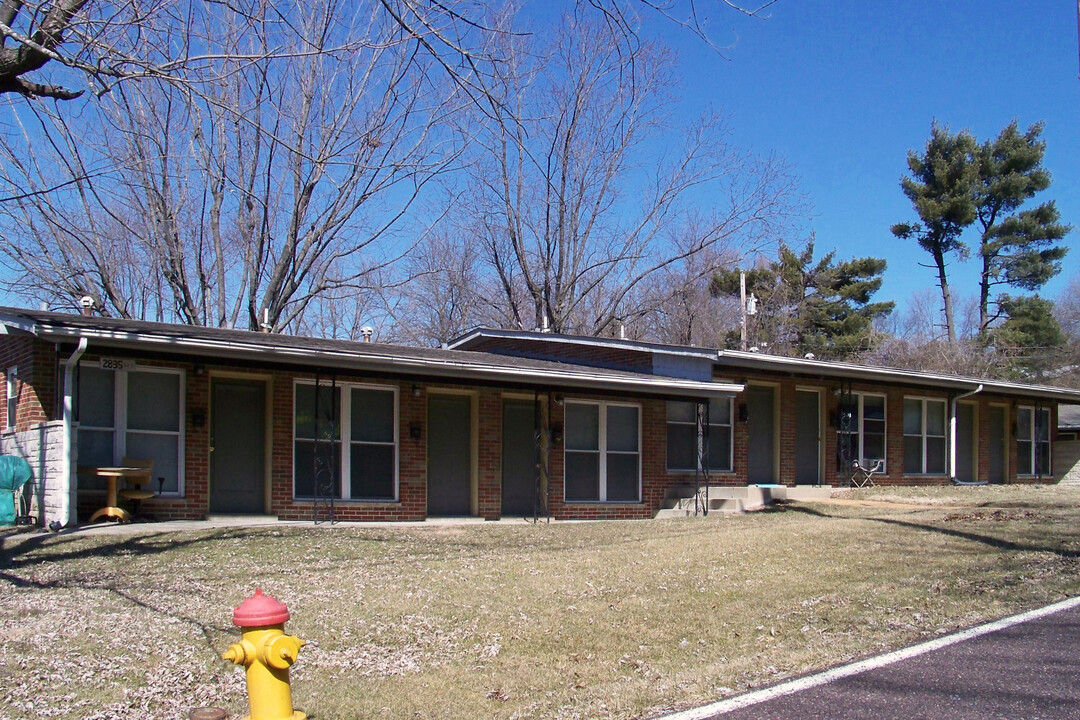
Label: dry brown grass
xmin=2 ymin=485 xmax=1079 ymax=720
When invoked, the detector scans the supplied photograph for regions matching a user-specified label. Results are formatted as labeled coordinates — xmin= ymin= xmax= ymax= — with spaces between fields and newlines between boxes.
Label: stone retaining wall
xmin=0 ymin=420 xmax=70 ymax=526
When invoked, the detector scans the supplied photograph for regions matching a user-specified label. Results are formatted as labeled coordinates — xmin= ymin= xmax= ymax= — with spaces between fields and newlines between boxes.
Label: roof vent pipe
xmin=79 ymin=296 xmax=94 ymax=317
xmin=260 ymin=308 xmax=273 ymax=333
xmin=541 ymin=315 xmax=550 ymax=333
xmin=618 ymin=322 xmax=625 ymax=340
xmin=361 ymin=326 xmax=374 ymax=342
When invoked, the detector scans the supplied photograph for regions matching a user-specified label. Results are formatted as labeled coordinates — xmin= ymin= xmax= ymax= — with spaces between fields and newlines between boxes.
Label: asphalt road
xmin=689 ymin=600 xmax=1080 ymax=720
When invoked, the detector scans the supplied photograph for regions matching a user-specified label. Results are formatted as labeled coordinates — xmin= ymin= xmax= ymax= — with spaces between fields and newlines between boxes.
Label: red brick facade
xmin=0 ymin=336 xmax=57 ymax=433
xmin=0 ymin=333 xmax=1063 ymax=525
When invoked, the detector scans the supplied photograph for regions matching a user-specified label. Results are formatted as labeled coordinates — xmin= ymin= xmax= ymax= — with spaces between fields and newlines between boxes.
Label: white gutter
xmin=59 ymin=338 xmax=88 ymax=528
xmin=949 ymin=384 xmax=983 ymax=480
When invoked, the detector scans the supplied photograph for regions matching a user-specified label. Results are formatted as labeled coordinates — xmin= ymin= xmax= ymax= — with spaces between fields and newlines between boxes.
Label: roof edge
xmin=447 ymin=327 xmax=720 ymax=361
xmin=24 ymin=320 xmax=743 ymax=400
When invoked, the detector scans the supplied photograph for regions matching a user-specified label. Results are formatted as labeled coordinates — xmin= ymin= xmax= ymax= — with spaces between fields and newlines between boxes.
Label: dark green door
xmin=795 ymin=390 xmax=820 ymax=484
xmin=428 ymin=395 xmax=472 ymax=515
xmin=747 ymin=386 xmax=775 ymax=484
xmin=988 ymin=405 xmax=1006 ymax=484
xmin=210 ymin=378 xmax=266 ymax=514
xmin=502 ymin=399 xmax=537 ymax=516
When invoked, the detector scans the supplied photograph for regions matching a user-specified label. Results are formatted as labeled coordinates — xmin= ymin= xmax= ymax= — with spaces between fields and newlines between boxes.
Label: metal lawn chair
xmin=851 ymin=459 xmax=883 ymax=488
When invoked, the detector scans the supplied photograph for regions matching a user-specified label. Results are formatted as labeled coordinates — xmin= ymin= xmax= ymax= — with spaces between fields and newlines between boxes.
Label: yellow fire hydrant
xmin=222 ymin=589 xmax=306 ymax=720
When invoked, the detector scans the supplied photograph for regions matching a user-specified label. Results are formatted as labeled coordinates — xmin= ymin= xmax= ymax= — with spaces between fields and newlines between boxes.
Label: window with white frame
xmin=76 ymin=364 xmax=185 ymax=494
xmin=564 ymin=401 xmax=640 ymax=502
xmin=1017 ymin=406 xmax=1051 ymax=476
xmin=293 ymin=382 xmax=398 ymax=500
xmin=5 ymin=366 xmax=16 ymax=429
xmin=666 ymin=398 xmax=733 ymax=473
xmin=903 ymin=398 xmax=947 ymax=474
xmin=836 ymin=393 xmax=886 ymax=472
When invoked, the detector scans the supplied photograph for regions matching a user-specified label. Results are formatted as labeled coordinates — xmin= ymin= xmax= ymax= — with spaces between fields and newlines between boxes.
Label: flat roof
xmin=449 ymin=328 xmax=1080 ymax=403
xmin=448 ymin=327 xmax=719 ymax=360
xmin=0 ymin=308 xmax=741 ymax=400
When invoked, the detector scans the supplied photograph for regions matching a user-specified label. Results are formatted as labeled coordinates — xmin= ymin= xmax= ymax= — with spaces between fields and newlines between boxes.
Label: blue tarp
xmin=0 ymin=455 xmax=33 ymax=525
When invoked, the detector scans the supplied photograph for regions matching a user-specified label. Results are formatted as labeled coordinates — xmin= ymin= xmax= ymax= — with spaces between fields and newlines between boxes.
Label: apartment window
xmin=76 ymin=364 xmax=184 ymax=494
xmin=293 ymin=382 xmax=398 ymax=500
xmin=565 ymin=401 xmax=640 ymax=502
xmin=1017 ymin=406 xmax=1051 ymax=476
xmin=837 ymin=393 xmax=886 ymax=472
xmin=903 ymin=398 xmax=947 ymax=475
xmin=5 ymin=366 xmax=16 ymax=429
xmin=667 ymin=398 xmax=733 ymax=473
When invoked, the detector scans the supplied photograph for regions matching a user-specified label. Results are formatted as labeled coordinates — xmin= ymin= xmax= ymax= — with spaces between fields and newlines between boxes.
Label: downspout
xmin=59 ymin=338 xmax=88 ymax=528
xmin=949 ymin=384 xmax=983 ymax=480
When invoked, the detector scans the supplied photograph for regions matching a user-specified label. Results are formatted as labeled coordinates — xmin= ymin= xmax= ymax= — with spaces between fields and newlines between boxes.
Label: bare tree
xmin=0 ymin=1 xmax=463 ymax=330
xmin=1055 ymin=273 xmax=1080 ymax=339
xmin=629 ymin=245 xmax=740 ymax=346
xmin=0 ymin=1 xmax=780 ymax=104
xmin=459 ymin=9 xmax=796 ymax=337
xmin=373 ymin=229 xmax=494 ymax=346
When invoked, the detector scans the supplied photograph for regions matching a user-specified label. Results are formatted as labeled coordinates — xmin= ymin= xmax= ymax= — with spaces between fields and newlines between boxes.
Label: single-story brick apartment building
xmin=2 ymin=307 xmax=1077 ymax=528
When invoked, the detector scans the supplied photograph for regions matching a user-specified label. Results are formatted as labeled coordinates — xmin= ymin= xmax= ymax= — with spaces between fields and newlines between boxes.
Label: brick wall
xmin=0 ymin=336 xmax=57 ymax=433
xmin=3 ymin=331 xmax=1065 ymax=526
xmin=711 ymin=368 xmax=1055 ymax=489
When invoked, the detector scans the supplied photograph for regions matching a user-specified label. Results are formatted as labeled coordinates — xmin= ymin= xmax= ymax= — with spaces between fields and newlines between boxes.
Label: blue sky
xmin=648 ymin=0 xmax=1079 ymax=315
xmin=2 ymin=1 xmax=1075 ymax=325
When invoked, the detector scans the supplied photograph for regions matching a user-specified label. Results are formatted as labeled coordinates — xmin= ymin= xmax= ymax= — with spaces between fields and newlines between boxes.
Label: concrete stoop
xmin=655 ymin=484 xmax=833 ymax=519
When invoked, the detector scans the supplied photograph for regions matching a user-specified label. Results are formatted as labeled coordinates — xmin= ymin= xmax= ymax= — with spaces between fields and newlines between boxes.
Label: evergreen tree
xmin=711 ymin=239 xmax=894 ymax=359
xmin=974 ymin=121 xmax=1070 ymax=334
xmin=990 ymin=295 xmax=1067 ymax=378
xmin=890 ymin=123 xmax=978 ymax=344
xmin=893 ymin=121 xmax=1070 ymax=343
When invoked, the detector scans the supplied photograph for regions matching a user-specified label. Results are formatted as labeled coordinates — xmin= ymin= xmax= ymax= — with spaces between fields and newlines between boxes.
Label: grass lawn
xmin=2 ymin=485 xmax=1079 ymax=720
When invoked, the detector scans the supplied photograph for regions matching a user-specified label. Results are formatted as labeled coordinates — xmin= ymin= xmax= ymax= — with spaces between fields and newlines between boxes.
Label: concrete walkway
xmin=1 ymin=513 xmax=546 ymax=544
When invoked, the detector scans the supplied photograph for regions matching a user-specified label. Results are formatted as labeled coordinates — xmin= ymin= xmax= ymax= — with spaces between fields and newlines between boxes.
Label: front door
xmin=956 ymin=403 xmax=976 ymax=483
xmin=502 ymin=399 xmax=538 ymax=517
xmin=795 ymin=390 xmax=821 ymax=484
xmin=988 ymin=405 xmax=1006 ymax=484
xmin=428 ymin=395 xmax=472 ymax=515
xmin=210 ymin=378 xmax=266 ymax=514
xmin=746 ymin=386 xmax=776 ymax=484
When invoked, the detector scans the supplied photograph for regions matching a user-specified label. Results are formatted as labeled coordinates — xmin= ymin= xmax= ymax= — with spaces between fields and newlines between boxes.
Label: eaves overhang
xmin=716 ymin=350 xmax=1080 ymax=403
xmin=3 ymin=311 xmax=742 ymax=401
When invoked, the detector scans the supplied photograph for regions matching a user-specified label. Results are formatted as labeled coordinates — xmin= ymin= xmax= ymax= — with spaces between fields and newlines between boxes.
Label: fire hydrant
xmin=222 ymin=589 xmax=306 ymax=720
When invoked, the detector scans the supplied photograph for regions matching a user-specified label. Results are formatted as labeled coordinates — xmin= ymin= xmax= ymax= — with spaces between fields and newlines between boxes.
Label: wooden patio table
xmin=81 ymin=466 xmax=151 ymax=523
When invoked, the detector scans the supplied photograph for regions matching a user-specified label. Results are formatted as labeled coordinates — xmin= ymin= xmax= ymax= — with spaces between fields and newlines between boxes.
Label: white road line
xmin=658 ymin=594 xmax=1080 ymax=720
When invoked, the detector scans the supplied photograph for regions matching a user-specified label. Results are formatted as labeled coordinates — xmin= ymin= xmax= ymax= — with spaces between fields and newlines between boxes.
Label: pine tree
xmin=890 ymin=123 xmax=978 ymax=344
xmin=893 ymin=121 xmax=1070 ymax=343
xmin=990 ymin=295 xmax=1067 ymax=378
xmin=974 ymin=121 xmax=1070 ymax=335
xmin=710 ymin=239 xmax=893 ymax=359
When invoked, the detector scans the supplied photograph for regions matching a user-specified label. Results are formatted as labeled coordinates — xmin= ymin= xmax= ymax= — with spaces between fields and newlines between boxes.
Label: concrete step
xmin=655 ymin=507 xmax=693 ymax=519
xmin=784 ymin=485 xmax=834 ymax=500
xmin=658 ymin=484 xmax=835 ymax=517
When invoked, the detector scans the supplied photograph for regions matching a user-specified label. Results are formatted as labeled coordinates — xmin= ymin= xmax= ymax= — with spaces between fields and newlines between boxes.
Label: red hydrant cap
xmin=232 ymin=588 xmax=291 ymax=627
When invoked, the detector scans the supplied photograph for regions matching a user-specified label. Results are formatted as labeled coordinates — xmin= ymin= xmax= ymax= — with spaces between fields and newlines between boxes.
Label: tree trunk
xmin=978 ymin=252 xmax=992 ymax=337
xmin=933 ymin=248 xmax=956 ymax=344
